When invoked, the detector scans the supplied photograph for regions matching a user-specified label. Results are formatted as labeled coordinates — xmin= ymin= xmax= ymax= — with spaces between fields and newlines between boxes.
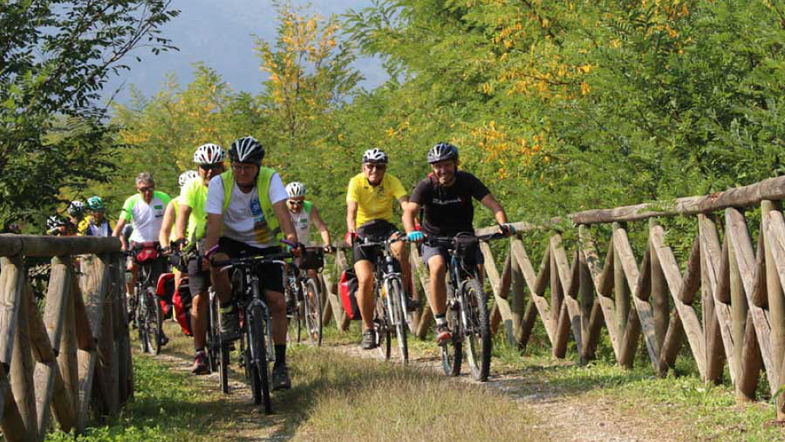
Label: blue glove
xmin=407 ymin=231 xmax=425 ymax=242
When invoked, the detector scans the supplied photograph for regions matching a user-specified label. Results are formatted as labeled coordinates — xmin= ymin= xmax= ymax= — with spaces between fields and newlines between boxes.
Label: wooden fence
xmin=319 ymin=175 xmax=785 ymax=421
xmin=0 ymin=235 xmax=130 ymax=441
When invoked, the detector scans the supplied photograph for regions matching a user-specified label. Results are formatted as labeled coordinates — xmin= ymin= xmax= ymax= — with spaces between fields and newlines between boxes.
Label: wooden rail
xmin=0 ymin=235 xmax=130 ymax=441
xmin=319 ymin=175 xmax=785 ymax=421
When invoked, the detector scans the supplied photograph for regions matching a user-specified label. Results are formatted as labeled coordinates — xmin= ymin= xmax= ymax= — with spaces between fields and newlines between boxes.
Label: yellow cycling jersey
xmin=346 ymin=172 xmax=407 ymax=226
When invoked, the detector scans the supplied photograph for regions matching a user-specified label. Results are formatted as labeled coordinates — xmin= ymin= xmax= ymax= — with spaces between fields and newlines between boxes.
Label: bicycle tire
xmin=285 ymin=284 xmax=302 ymax=344
xmin=149 ymin=288 xmax=163 ymax=355
xmin=247 ymin=303 xmax=272 ymax=413
xmin=135 ymin=287 xmax=148 ymax=353
xmin=207 ymin=291 xmax=219 ymax=373
xmin=385 ymin=278 xmax=408 ymax=364
xmin=463 ymin=278 xmax=492 ymax=381
xmin=303 ymin=277 xmax=323 ymax=346
xmin=375 ymin=288 xmax=392 ymax=360
xmin=441 ymin=303 xmax=462 ymax=376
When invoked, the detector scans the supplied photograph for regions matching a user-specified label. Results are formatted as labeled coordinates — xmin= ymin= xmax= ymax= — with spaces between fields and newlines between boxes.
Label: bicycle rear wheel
xmin=441 ymin=303 xmax=463 ymax=376
xmin=385 ymin=278 xmax=408 ymax=364
xmin=247 ymin=303 xmax=272 ymax=413
xmin=462 ymin=278 xmax=492 ymax=381
xmin=285 ymin=285 xmax=302 ymax=344
xmin=148 ymin=289 xmax=164 ymax=355
xmin=303 ymin=277 xmax=323 ymax=346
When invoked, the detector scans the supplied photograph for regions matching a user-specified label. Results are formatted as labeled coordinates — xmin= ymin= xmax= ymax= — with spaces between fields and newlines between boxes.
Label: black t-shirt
xmin=410 ymin=171 xmax=490 ymax=236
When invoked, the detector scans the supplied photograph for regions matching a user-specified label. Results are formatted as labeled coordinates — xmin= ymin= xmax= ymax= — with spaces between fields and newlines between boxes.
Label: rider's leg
xmin=268 ymin=290 xmax=287 ymax=345
xmin=390 ymin=239 xmax=414 ymax=297
xmin=210 ymin=252 xmax=232 ymax=304
xmin=192 ymin=292 xmax=208 ymax=348
xmin=354 ymin=259 xmax=375 ymax=331
xmin=126 ymin=259 xmax=137 ymax=297
xmin=426 ymin=254 xmax=449 ymax=315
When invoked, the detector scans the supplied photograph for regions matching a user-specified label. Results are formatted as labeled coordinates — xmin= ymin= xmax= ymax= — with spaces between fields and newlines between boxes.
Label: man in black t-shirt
xmin=403 ymin=142 xmax=515 ymax=345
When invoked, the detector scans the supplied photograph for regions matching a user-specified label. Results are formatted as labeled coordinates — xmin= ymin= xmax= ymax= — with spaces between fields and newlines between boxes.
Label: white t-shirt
xmin=205 ymin=173 xmax=287 ymax=248
xmin=289 ymin=209 xmax=311 ymax=247
xmin=120 ymin=191 xmax=171 ymax=243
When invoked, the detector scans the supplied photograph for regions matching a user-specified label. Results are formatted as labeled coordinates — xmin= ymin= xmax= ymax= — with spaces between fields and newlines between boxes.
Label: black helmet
xmin=427 ymin=142 xmax=459 ymax=164
xmin=229 ymin=136 xmax=264 ymax=165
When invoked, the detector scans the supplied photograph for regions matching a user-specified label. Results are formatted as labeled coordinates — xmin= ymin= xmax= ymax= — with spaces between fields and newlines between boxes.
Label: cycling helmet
xmin=46 ymin=215 xmax=67 ymax=230
xmin=67 ymin=200 xmax=85 ymax=217
xmin=178 ymin=170 xmax=199 ymax=187
xmin=427 ymin=142 xmax=459 ymax=164
xmin=229 ymin=136 xmax=264 ymax=165
xmin=286 ymin=182 xmax=306 ymax=198
xmin=362 ymin=148 xmax=388 ymax=164
xmin=86 ymin=196 xmax=105 ymax=211
xmin=193 ymin=143 xmax=226 ymax=165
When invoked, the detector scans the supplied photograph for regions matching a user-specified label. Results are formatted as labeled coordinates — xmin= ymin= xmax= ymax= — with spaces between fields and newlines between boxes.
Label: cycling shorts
xmin=216 ymin=237 xmax=284 ymax=293
xmin=352 ymin=220 xmax=398 ymax=263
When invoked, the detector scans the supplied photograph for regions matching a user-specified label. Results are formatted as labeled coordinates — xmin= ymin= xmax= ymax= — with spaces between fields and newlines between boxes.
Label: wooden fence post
xmin=762 ymin=201 xmax=785 ymax=420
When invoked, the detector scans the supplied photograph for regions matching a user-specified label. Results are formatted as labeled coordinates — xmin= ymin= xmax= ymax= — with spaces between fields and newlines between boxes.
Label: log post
xmin=612 ymin=222 xmax=630 ymax=344
xmin=509 ymin=244 xmax=527 ymax=347
xmin=649 ymin=220 xmax=669 ymax=349
xmin=11 ymin=281 xmax=38 ymax=440
xmin=729 ymin=238 xmax=752 ymax=401
xmin=0 ymin=256 xmax=25 ymax=365
xmin=762 ymin=200 xmax=785 ymax=420
xmin=578 ymin=234 xmax=596 ymax=363
xmin=1 ymin=365 xmax=28 ymax=442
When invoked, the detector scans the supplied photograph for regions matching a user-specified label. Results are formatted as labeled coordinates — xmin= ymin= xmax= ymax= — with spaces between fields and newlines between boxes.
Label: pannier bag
xmin=297 ymin=247 xmax=324 ymax=270
xmin=172 ymin=277 xmax=193 ymax=336
xmin=155 ymin=273 xmax=174 ymax=319
xmin=339 ymin=268 xmax=361 ymax=320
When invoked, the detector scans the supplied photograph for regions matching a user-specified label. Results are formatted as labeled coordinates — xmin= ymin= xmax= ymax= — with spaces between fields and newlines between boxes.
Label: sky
xmin=105 ymin=0 xmax=385 ymax=105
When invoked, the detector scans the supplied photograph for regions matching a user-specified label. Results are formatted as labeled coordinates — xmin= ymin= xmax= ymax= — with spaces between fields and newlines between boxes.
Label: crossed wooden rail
xmin=0 ymin=236 xmax=130 ymax=441
xmin=318 ymin=175 xmax=785 ymax=421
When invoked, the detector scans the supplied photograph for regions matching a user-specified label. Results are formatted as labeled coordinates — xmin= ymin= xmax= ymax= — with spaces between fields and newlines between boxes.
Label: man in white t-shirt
xmin=113 ymin=172 xmax=171 ymax=298
xmin=203 ymin=136 xmax=299 ymax=391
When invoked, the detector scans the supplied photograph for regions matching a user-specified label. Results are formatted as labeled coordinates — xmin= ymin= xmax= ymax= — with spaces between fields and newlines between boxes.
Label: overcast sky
xmin=105 ymin=0 xmax=385 ymax=105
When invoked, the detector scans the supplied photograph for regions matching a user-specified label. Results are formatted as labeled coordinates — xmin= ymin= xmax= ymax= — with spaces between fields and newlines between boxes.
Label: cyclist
xmin=112 ymin=172 xmax=171 ymax=343
xmin=66 ymin=200 xmax=85 ymax=235
xmin=286 ymin=181 xmax=333 ymax=255
xmin=173 ymin=143 xmax=226 ymax=375
xmin=345 ymin=148 xmax=413 ymax=350
xmin=402 ymin=142 xmax=515 ymax=345
xmin=159 ymin=170 xmax=200 ymax=247
xmin=204 ymin=136 xmax=300 ymax=390
xmin=82 ymin=196 xmax=113 ymax=237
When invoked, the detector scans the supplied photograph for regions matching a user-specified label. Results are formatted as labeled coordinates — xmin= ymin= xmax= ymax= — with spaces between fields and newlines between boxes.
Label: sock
xmin=274 ymin=344 xmax=286 ymax=367
xmin=435 ymin=314 xmax=447 ymax=326
xmin=219 ymin=302 xmax=234 ymax=313
xmin=195 ymin=347 xmax=204 ymax=354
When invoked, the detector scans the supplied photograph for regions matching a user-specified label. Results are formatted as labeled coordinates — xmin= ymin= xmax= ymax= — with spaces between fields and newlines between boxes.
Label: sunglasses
xmin=138 ymin=186 xmax=154 ymax=192
xmin=200 ymin=163 xmax=223 ymax=171
xmin=288 ymin=200 xmax=304 ymax=206
xmin=364 ymin=163 xmax=386 ymax=170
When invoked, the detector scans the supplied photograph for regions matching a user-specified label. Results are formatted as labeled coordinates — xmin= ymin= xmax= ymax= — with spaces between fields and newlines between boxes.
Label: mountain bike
xmin=212 ymin=250 xmax=291 ymax=414
xmin=285 ymin=247 xmax=327 ymax=346
xmin=425 ymin=232 xmax=504 ymax=381
xmin=129 ymin=241 xmax=166 ymax=355
xmin=355 ymin=235 xmax=409 ymax=364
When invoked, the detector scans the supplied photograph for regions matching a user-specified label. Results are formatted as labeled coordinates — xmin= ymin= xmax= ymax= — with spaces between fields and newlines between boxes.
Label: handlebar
xmin=211 ymin=251 xmax=294 ymax=269
xmin=424 ymin=232 xmax=506 ymax=248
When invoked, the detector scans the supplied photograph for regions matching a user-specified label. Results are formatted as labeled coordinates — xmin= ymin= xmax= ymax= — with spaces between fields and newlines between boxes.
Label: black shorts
xmin=352 ymin=220 xmax=399 ymax=263
xmin=217 ymin=237 xmax=285 ymax=293
xmin=186 ymin=257 xmax=211 ymax=295
xmin=421 ymin=243 xmax=484 ymax=269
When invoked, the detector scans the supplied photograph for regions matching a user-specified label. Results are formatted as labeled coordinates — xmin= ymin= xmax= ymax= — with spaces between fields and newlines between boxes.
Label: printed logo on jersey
xmin=250 ymin=197 xmax=272 ymax=243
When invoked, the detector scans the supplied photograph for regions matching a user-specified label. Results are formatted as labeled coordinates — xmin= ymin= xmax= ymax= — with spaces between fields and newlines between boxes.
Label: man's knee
xmin=267 ymin=291 xmax=285 ymax=314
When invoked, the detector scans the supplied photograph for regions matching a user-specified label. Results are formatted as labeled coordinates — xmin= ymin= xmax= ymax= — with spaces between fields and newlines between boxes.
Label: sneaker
xmin=435 ymin=323 xmax=452 ymax=346
xmin=405 ymin=296 xmax=421 ymax=312
xmin=158 ymin=333 xmax=169 ymax=347
xmin=191 ymin=351 xmax=209 ymax=375
xmin=272 ymin=363 xmax=291 ymax=391
xmin=361 ymin=328 xmax=378 ymax=350
xmin=220 ymin=305 xmax=241 ymax=343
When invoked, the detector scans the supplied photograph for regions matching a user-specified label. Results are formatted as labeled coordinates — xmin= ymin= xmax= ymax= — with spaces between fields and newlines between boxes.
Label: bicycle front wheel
xmin=385 ymin=278 xmax=408 ymax=364
xmin=149 ymin=289 xmax=164 ymax=355
xmin=441 ymin=302 xmax=463 ymax=376
xmin=247 ymin=304 xmax=272 ymax=413
xmin=375 ymin=289 xmax=391 ymax=360
xmin=303 ymin=277 xmax=323 ymax=346
xmin=462 ymin=278 xmax=492 ymax=381
xmin=286 ymin=286 xmax=303 ymax=344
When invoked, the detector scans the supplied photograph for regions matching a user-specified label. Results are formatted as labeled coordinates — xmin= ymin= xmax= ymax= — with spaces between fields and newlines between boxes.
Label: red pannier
xmin=156 ymin=273 xmax=193 ymax=336
xmin=135 ymin=242 xmax=159 ymax=264
xmin=339 ymin=269 xmax=361 ymax=320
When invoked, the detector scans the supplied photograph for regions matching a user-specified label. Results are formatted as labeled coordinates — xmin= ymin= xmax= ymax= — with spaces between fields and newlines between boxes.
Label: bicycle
xmin=425 ymin=232 xmax=504 ymax=381
xmin=285 ymin=247 xmax=326 ymax=346
xmin=212 ymin=250 xmax=292 ymax=414
xmin=128 ymin=241 xmax=166 ymax=355
xmin=355 ymin=235 xmax=409 ymax=364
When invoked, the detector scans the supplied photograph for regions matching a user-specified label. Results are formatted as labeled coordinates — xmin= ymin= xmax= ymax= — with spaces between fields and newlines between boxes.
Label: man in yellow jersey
xmin=204 ymin=136 xmax=299 ymax=390
xmin=345 ymin=148 xmax=413 ymax=350
xmin=172 ymin=144 xmax=225 ymax=374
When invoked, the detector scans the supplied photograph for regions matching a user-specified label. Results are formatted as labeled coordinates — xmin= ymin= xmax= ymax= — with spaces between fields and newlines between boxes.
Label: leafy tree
xmin=0 ymin=0 xmax=178 ymax=228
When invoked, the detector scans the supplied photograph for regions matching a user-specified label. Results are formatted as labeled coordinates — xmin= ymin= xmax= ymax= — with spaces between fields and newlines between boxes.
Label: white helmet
xmin=193 ymin=143 xmax=226 ymax=165
xmin=286 ymin=182 xmax=306 ymax=198
xmin=178 ymin=170 xmax=199 ymax=187
xmin=362 ymin=148 xmax=388 ymax=164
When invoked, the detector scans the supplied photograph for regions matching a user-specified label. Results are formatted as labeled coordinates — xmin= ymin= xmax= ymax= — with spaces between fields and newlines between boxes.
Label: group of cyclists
xmin=42 ymin=135 xmax=515 ymax=394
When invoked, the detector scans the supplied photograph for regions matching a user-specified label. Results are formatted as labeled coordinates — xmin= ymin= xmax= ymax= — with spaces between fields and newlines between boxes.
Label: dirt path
xmin=330 ymin=342 xmax=689 ymax=442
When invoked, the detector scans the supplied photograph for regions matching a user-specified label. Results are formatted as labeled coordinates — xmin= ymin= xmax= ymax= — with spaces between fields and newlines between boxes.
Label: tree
xmin=0 ymin=0 xmax=178 ymax=228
